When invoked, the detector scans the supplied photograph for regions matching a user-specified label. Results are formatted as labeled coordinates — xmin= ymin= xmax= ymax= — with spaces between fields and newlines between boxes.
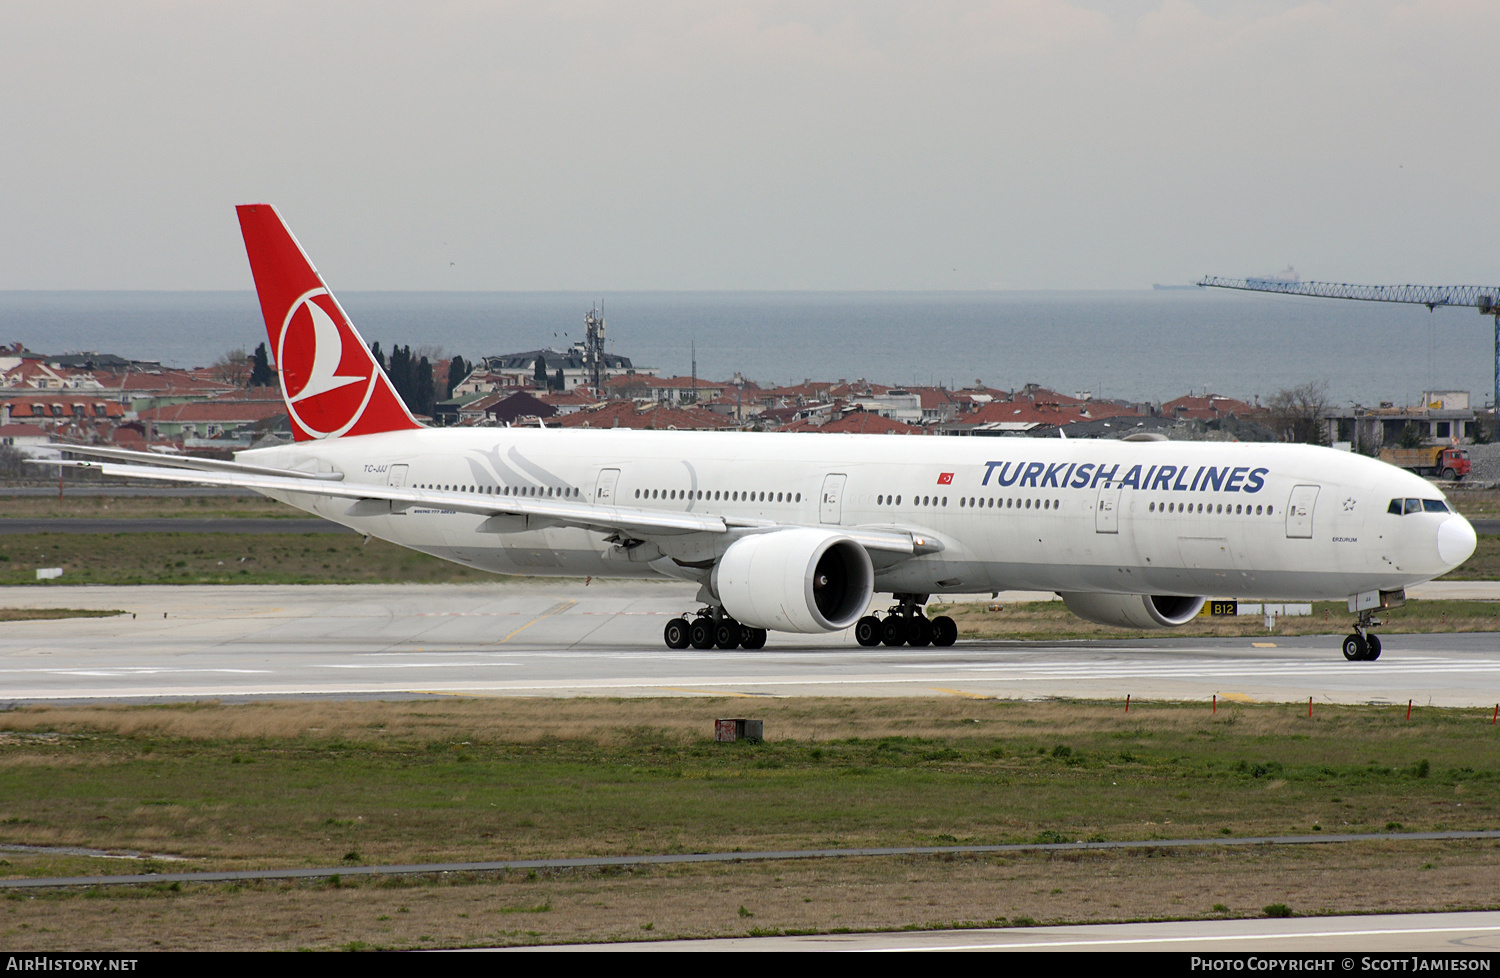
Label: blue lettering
xmin=1119 ymin=464 xmax=1143 ymax=490
xmin=1173 ymin=466 xmax=1191 ymax=491
xmin=1189 ymin=466 xmax=1204 ymax=491
xmin=1019 ymin=461 xmax=1045 ymax=487
xmin=982 ymin=461 xmax=1006 ymax=486
xmin=996 ymin=461 xmax=1021 ymax=487
xmin=1041 ymin=462 xmax=1067 ymax=488
xmin=1062 ymin=462 xmax=1077 ymax=487
xmin=1071 ymin=463 xmax=1095 ymax=488
xmin=1091 ymin=463 xmax=1119 ymax=489
xmin=1225 ymin=466 xmax=1249 ymax=492
xmin=1151 ymin=465 xmax=1176 ymax=491
xmin=1245 ymin=467 xmax=1268 ymax=493
xmin=1202 ymin=466 xmax=1226 ymax=492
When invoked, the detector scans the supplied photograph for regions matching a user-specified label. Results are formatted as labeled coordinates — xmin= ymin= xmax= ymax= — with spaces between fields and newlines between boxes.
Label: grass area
xmin=0 ymin=533 xmax=494 ymax=585
xmin=0 ymin=608 xmax=124 ymax=622
xmin=0 ymin=493 xmax=294 ymax=520
xmin=1439 ymin=533 xmax=1500 ymax=579
xmin=935 ymin=598 xmax=1500 ymax=642
xmin=1449 ymin=489 xmax=1500 ymax=519
xmin=0 ymin=697 xmax=1497 ymax=948
xmin=3 ymin=842 xmax=1498 ymax=951
xmin=0 ymin=529 xmax=1494 ymax=587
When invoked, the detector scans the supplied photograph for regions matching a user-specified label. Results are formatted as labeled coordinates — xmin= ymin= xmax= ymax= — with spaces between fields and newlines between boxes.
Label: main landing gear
xmin=663 ymin=607 xmax=767 ymax=651
xmin=1342 ymin=609 xmax=1383 ymax=662
xmin=854 ymin=594 xmax=957 ymax=648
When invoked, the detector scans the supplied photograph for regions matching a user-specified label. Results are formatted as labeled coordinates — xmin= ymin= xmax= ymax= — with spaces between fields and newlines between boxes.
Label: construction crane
xmin=1198 ymin=275 xmax=1500 ymax=424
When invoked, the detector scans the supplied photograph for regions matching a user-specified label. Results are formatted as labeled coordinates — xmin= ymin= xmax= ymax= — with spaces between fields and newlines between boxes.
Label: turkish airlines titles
xmin=980 ymin=460 xmax=1271 ymax=494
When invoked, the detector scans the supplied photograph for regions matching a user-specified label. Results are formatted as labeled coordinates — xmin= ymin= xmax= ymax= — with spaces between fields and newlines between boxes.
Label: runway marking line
xmin=657 ymin=687 xmax=775 ymax=698
xmin=931 ymin=687 xmax=994 ymax=699
xmin=496 ymin=600 xmax=576 ymax=644
xmin=1251 ymin=642 xmax=1277 ymax=648
xmin=867 ymin=922 xmax=1500 ymax=952
xmin=1219 ymin=692 xmax=1257 ymax=703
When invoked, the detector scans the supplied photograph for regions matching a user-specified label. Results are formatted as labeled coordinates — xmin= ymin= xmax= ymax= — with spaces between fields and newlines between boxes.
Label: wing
xmin=39 ymin=453 xmax=936 ymax=556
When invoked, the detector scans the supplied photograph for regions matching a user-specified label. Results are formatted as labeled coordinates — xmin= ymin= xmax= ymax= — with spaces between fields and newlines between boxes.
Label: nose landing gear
xmin=1342 ymin=610 xmax=1383 ymax=661
xmin=854 ymin=593 xmax=958 ymax=648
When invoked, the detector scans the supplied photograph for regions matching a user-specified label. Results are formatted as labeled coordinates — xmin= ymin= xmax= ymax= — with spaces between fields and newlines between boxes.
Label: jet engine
xmin=712 ymin=528 xmax=875 ymax=633
xmin=1058 ymin=592 xmax=1206 ymax=630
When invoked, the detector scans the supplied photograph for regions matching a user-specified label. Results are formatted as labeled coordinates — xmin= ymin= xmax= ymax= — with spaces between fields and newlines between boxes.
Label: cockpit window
xmin=1390 ymin=498 xmax=1452 ymax=515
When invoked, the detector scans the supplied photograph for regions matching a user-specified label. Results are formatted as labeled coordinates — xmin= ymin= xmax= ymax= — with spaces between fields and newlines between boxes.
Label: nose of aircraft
xmin=1437 ymin=514 xmax=1478 ymax=569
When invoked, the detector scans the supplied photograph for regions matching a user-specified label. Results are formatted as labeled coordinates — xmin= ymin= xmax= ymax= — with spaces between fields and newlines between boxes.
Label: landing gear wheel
xmin=664 ymin=618 xmax=691 ymax=650
xmin=690 ymin=618 xmax=715 ymax=650
xmin=882 ymin=616 xmax=907 ymax=646
xmin=907 ymin=616 xmax=933 ymax=647
xmin=1342 ymin=634 xmax=1367 ymax=661
xmin=854 ymin=615 xmax=882 ymax=647
xmin=740 ymin=627 xmax=767 ymax=650
xmin=1365 ymin=634 xmax=1381 ymax=660
xmin=931 ymin=615 xmax=958 ymax=647
xmin=714 ymin=619 xmax=743 ymax=650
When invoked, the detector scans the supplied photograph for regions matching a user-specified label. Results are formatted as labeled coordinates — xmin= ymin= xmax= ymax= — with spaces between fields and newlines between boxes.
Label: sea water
xmin=0 ymin=288 xmax=1490 ymax=409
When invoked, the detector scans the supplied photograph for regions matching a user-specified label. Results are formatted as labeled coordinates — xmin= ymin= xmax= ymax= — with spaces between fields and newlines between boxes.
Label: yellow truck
xmin=1377 ymin=446 xmax=1471 ymax=480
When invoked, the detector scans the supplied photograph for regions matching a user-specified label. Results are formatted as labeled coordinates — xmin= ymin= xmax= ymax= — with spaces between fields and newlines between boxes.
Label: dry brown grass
xmin=0 ymin=493 xmax=292 ymax=520
xmin=2 ymin=842 xmax=1498 ymax=950
xmin=0 ymin=608 xmax=124 ymax=622
xmin=1 ymin=696 xmax=1487 ymax=747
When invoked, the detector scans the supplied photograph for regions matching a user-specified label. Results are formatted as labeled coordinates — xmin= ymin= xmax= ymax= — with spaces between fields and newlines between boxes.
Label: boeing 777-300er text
xmin=52 ymin=205 xmax=1479 ymax=659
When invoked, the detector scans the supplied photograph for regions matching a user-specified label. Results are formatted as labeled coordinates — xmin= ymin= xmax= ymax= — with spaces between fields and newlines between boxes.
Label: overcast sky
xmin=3 ymin=1 xmax=1497 ymax=291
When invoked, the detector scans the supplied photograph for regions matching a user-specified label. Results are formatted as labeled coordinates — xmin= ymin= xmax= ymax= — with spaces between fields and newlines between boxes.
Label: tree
xmin=534 ymin=353 xmax=548 ymax=390
xmin=447 ymin=355 xmax=469 ymax=400
xmin=249 ymin=343 xmax=274 ymax=387
xmin=1265 ymin=381 xmax=1330 ymax=445
xmin=415 ymin=356 xmax=435 ymax=417
xmin=1397 ymin=421 xmax=1426 ymax=449
xmin=210 ymin=348 xmax=252 ymax=387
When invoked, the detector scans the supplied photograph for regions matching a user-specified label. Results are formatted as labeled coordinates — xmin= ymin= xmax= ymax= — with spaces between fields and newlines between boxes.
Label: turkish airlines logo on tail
xmin=278 ymin=289 xmax=377 ymax=438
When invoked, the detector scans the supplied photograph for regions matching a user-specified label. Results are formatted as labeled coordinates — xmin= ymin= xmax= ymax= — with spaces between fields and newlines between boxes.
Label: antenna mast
xmin=584 ymin=304 xmax=606 ymax=395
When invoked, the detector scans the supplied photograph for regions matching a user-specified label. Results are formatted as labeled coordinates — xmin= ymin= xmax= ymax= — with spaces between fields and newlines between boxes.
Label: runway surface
xmin=578 ymin=911 xmax=1500 ymax=952
xmin=2 ymin=581 xmax=1497 ymax=706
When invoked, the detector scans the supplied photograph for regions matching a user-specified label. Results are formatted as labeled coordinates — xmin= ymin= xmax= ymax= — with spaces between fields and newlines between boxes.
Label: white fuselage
xmin=238 ymin=427 xmax=1474 ymax=602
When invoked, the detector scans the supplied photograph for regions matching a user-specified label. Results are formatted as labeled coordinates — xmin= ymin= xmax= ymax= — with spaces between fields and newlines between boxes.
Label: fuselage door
xmin=1095 ymin=483 xmax=1121 ymax=533
xmin=1286 ymin=485 xmax=1318 ymax=538
xmin=820 ymin=473 xmax=847 ymax=524
xmin=595 ymin=468 xmax=621 ymax=506
xmin=384 ymin=464 xmax=409 ymax=515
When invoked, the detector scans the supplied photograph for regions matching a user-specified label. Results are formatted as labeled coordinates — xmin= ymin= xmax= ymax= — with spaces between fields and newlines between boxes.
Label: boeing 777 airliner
xmin=55 ymin=205 xmax=1479 ymax=660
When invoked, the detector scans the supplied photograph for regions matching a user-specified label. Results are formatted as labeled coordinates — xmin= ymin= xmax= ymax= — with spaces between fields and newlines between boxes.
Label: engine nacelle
xmin=712 ymin=528 xmax=875 ymax=633
xmin=1058 ymin=592 xmax=1206 ymax=630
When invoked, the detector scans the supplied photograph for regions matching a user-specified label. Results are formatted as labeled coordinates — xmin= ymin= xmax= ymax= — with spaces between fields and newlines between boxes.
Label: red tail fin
xmin=236 ymin=204 xmax=422 ymax=441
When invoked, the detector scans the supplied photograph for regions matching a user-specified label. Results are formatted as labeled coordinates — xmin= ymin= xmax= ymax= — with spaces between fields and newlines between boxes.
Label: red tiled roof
xmin=1161 ymin=393 xmax=1254 ymax=420
xmin=138 ymin=401 xmax=287 ymax=424
xmin=557 ymin=402 xmax=737 ymax=430
xmin=815 ymin=412 xmax=925 ymax=435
